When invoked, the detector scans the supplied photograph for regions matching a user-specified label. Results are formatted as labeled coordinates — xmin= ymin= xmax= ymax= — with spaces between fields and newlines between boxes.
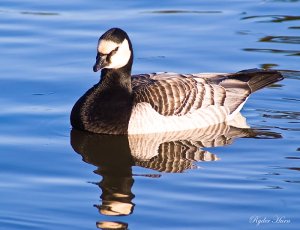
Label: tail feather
xmin=219 ymin=69 xmax=284 ymax=114
xmin=235 ymin=69 xmax=284 ymax=92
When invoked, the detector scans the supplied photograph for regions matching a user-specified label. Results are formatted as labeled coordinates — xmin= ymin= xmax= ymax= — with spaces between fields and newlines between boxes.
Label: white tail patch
xmin=227 ymin=96 xmax=249 ymax=120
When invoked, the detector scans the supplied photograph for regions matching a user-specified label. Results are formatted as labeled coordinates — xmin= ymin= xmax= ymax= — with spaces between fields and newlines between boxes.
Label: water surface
xmin=0 ymin=0 xmax=299 ymax=229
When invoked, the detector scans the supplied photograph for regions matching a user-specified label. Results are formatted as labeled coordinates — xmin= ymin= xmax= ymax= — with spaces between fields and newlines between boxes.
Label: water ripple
xmin=243 ymin=48 xmax=300 ymax=56
xmin=259 ymin=35 xmax=300 ymax=44
xmin=241 ymin=15 xmax=300 ymax=23
xmin=142 ymin=10 xmax=222 ymax=14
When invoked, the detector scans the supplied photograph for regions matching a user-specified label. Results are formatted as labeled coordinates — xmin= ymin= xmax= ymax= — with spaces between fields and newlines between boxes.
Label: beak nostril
xmin=93 ymin=54 xmax=107 ymax=72
xmin=93 ymin=64 xmax=100 ymax=72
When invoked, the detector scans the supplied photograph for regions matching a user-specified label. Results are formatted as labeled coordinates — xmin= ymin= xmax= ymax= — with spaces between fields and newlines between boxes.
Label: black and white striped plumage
xmin=70 ymin=28 xmax=284 ymax=135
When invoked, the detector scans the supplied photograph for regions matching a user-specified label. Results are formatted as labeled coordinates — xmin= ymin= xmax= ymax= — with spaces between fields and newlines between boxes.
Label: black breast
xmin=70 ymin=83 xmax=133 ymax=135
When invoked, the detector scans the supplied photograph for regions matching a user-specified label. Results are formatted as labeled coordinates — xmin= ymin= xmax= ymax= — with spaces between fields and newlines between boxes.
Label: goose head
xmin=93 ymin=28 xmax=133 ymax=72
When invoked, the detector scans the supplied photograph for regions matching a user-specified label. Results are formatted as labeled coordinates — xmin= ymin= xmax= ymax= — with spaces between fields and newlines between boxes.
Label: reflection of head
xmin=97 ymin=200 xmax=134 ymax=216
xmin=71 ymin=130 xmax=135 ymax=216
xmin=96 ymin=221 xmax=128 ymax=230
xmin=94 ymin=175 xmax=135 ymax=216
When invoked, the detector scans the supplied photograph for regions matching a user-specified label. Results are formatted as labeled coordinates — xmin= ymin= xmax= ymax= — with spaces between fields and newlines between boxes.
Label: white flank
xmin=128 ymin=102 xmax=230 ymax=134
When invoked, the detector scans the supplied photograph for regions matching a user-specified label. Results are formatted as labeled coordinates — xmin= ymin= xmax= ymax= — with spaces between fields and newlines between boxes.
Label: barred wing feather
xmin=132 ymin=73 xmax=227 ymax=116
xmin=132 ymin=69 xmax=283 ymax=117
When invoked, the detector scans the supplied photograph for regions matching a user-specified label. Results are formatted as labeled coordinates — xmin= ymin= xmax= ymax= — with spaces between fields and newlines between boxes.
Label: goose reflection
xmin=70 ymin=115 xmax=280 ymax=226
xmin=71 ymin=130 xmax=135 ymax=216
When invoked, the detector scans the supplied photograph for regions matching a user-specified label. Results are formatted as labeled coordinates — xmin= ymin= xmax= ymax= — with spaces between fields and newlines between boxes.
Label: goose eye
xmin=111 ymin=46 xmax=119 ymax=55
xmin=107 ymin=47 xmax=119 ymax=60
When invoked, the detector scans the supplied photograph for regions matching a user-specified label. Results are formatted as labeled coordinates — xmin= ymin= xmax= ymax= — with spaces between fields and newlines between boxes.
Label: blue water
xmin=0 ymin=0 xmax=299 ymax=229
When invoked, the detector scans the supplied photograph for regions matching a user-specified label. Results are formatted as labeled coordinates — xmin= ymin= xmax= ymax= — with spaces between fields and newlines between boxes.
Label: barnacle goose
xmin=70 ymin=28 xmax=284 ymax=135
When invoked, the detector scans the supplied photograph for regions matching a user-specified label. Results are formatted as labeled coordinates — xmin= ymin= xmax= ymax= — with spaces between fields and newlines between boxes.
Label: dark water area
xmin=0 ymin=0 xmax=299 ymax=229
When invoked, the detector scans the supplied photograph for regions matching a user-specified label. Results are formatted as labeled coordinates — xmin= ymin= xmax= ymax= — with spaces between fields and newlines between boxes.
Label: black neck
xmin=100 ymin=68 xmax=131 ymax=93
xmin=99 ymin=53 xmax=133 ymax=92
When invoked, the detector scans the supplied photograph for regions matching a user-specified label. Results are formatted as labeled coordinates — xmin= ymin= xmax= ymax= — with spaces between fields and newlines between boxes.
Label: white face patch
xmin=97 ymin=40 xmax=118 ymax=54
xmin=97 ymin=39 xmax=131 ymax=69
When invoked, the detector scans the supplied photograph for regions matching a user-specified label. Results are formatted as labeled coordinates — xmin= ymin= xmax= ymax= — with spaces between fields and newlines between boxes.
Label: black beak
xmin=93 ymin=54 xmax=107 ymax=72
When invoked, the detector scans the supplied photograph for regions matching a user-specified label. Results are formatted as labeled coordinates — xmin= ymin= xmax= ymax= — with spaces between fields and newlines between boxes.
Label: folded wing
xmin=132 ymin=69 xmax=283 ymax=116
